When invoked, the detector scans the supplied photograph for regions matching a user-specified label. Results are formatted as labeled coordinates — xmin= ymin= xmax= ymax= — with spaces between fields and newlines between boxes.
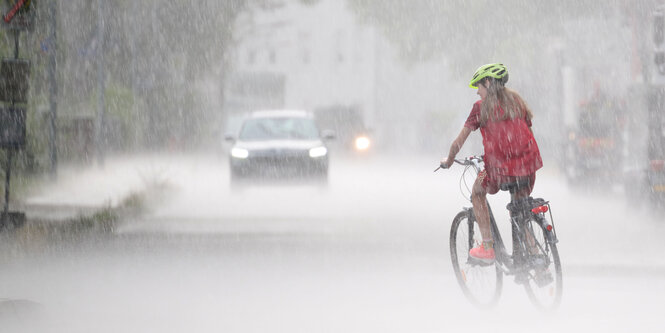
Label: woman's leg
xmin=470 ymin=174 xmax=495 ymax=261
xmin=471 ymin=173 xmax=491 ymax=242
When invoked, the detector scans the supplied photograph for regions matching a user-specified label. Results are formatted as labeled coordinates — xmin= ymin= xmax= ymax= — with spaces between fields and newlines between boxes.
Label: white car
xmin=226 ymin=110 xmax=334 ymax=185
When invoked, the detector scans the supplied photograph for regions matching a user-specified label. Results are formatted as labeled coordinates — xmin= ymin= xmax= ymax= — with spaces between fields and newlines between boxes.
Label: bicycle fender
xmin=539 ymin=216 xmax=559 ymax=244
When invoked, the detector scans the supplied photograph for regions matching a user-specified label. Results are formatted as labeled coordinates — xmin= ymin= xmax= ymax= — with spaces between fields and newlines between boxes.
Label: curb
xmin=2 ymin=178 xmax=168 ymax=246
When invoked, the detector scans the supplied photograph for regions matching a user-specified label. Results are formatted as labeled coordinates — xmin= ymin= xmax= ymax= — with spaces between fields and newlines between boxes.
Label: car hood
xmin=234 ymin=139 xmax=324 ymax=151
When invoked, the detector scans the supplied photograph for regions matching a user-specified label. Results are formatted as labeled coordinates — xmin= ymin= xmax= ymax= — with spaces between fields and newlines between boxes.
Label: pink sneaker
xmin=469 ymin=243 xmax=495 ymax=264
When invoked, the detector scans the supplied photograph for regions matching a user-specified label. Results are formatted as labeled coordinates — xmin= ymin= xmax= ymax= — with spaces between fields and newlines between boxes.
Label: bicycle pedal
xmin=534 ymin=271 xmax=554 ymax=287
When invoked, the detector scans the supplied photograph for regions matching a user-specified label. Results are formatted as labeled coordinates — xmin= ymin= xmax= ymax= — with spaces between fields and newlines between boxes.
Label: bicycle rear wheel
xmin=449 ymin=210 xmax=503 ymax=307
xmin=520 ymin=217 xmax=563 ymax=309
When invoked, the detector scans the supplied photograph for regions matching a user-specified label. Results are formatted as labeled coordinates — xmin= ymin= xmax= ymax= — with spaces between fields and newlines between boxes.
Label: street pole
xmin=95 ymin=0 xmax=106 ymax=166
xmin=131 ymin=0 xmax=137 ymax=149
xmin=48 ymin=0 xmax=58 ymax=179
xmin=4 ymin=29 xmax=20 ymax=225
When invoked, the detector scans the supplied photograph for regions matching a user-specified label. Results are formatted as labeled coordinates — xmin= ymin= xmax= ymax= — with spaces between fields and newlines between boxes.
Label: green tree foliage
xmin=347 ymin=0 xmax=656 ymax=73
xmin=61 ymin=0 xmax=252 ymax=150
xmin=2 ymin=0 xmax=262 ymax=159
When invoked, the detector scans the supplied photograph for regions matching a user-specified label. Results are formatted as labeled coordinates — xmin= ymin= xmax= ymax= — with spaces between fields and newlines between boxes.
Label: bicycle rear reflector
xmin=531 ymin=205 xmax=549 ymax=214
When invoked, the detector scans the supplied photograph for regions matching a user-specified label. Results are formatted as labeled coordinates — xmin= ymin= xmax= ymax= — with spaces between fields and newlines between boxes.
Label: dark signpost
xmin=0 ymin=58 xmax=30 ymax=103
xmin=0 ymin=107 xmax=25 ymax=149
xmin=0 ymin=0 xmax=32 ymax=229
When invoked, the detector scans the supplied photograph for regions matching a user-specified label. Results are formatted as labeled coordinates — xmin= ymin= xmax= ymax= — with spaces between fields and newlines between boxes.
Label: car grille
xmin=233 ymin=150 xmax=327 ymax=178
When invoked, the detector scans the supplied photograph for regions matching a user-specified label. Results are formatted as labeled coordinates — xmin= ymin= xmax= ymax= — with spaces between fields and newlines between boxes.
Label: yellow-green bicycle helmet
xmin=469 ymin=63 xmax=509 ymax=88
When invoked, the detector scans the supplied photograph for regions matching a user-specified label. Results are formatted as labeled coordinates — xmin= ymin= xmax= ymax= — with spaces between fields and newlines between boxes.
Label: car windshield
xmin=239 ymin=117 xmax=320 ymax=141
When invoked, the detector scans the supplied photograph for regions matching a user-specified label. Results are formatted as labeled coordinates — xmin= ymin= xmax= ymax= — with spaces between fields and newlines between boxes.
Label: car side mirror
xmin=224 ymin=133 xmax=236 ymax=143
xmin=321 ymin=130 xmax=336 ymax=141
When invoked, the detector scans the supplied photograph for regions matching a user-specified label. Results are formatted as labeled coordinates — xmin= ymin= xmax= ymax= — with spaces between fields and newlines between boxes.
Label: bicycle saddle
xmin=499 ymin=179 xmax=532 ymax=193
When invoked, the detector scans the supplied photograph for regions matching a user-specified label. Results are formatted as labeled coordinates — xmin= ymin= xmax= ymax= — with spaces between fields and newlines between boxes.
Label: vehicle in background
xmin=225 ymin=110 xmax=334 ymax=187
xmin=563 ymin=94 xmax=624 ymax=187
xmin=314 ymin=105 xmax=373 ymax=155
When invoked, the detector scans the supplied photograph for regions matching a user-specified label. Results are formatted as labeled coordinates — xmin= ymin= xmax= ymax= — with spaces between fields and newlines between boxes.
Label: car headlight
xmin=309 ymin=146 xmax=328 ymax=158
xmin=231 ymin=147 xmax=249 ymax=159
xmin=354 ymin=136 xmax=371 ymax=151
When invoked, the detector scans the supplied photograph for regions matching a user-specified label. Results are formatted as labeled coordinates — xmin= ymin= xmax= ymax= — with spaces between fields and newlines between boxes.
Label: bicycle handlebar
xmin=454 ymin=156 xmax=482 ymax=165
xmin=434 ymin=155 xmax=483 ymax=172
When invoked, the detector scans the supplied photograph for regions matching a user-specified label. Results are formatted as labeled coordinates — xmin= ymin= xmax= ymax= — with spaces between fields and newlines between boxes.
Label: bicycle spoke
xmin=525 ymin=224 xmax=549 ymax=258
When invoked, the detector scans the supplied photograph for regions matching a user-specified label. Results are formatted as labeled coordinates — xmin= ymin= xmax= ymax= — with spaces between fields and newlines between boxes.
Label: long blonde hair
xmin=479 ymin=79 xmax=533 ymax=126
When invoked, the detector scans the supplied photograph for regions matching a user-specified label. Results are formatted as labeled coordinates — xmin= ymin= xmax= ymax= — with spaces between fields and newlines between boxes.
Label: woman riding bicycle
xmin=440 ymin=63 xmax=543 ymax=263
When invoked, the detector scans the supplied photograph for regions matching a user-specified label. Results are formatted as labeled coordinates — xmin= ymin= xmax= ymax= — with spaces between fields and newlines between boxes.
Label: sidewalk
xmin=10 ymin=154 xmax=168 ymax=226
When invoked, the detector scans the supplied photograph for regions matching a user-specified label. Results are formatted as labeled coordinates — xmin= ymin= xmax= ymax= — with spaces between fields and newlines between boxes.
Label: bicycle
xmin=436 ymin=155 xmax=563 ymax=309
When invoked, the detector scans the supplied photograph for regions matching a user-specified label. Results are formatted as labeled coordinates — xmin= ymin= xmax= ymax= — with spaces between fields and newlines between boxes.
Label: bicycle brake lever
xmin=435 ymin=162 xmax=450 ymax=172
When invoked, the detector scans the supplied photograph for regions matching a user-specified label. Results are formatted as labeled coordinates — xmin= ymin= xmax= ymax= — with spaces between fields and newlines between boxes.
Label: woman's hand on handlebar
xmin=440 ymin=157 xmax=452 ymax=169
xmin=434 ymin=157 xmax=451 ymax=172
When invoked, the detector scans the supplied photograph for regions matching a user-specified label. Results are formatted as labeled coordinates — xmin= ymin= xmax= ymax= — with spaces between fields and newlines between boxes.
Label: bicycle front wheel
xmin=520 ymin=217 xmax=563 ymax=310
xmin=449 ymin=210 xmax=503 ymax=307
